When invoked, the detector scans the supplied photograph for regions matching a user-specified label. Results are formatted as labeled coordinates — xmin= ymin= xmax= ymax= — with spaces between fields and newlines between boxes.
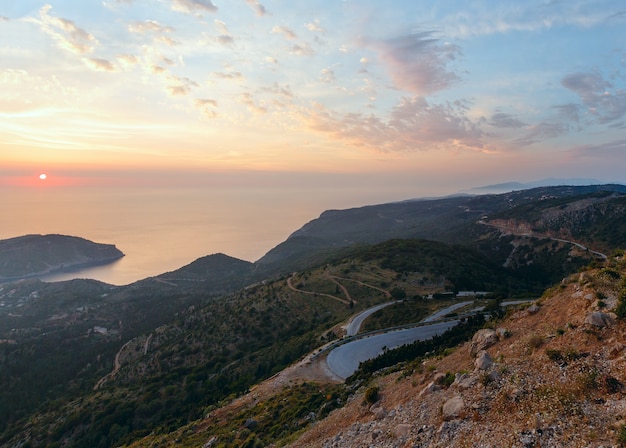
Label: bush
xmin=364 ymin=386 xmax=379 ymax=404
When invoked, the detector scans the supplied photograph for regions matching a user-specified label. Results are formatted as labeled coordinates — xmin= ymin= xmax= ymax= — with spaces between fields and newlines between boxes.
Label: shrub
xmin=364 ymin=386 xmax=379 ymax=404
xmin=528 ymin=334 xmax=544 ymax=350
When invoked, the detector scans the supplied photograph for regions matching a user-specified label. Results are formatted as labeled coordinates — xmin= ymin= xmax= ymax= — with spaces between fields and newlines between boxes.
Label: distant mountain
xmin=0 ymin=234 xmax=124 ymax=282
xmin=466 ymin=178 xmax=602 ymax=194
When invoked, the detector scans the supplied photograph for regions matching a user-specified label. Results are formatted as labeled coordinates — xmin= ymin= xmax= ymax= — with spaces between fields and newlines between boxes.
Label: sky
xmin=1 ymin=0 xmax=626 ymax=194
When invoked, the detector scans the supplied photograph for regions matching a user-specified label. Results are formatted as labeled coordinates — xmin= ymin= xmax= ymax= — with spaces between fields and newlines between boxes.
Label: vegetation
xmin=2 ymin=185 xmax=626 ymax=446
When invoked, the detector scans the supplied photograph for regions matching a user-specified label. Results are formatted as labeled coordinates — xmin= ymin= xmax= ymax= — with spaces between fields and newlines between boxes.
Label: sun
xmin=39 ymin=173 xmax=47 ymax=180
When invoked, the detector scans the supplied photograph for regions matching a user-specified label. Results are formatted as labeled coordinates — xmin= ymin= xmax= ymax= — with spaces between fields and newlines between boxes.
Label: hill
xmin=0 ymin=234 xmax=124 ymax=282
xmin=1 ymin=184 xmax=626 ymax=447
xmin=256 ymin=184 xmax=626 ymax=271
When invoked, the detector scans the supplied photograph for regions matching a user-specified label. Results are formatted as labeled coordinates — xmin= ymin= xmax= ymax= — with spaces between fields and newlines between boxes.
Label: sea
xmin=1 ymin=183 xmax=421 ymax=285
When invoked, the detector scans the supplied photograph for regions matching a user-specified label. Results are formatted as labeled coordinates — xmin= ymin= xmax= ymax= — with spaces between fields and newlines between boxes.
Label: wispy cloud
xmin=290 ymin=43 xmax=314 ymax=56
xmin=32 ymin=5 xmax=97 ymax=55
xmin=320 ymin=68 xmax=335 ymax=84
xmin=515 ymin=121 xmax=568 ymax=146
xmin=171 ymin=0 xmax=217 ymax=15
xmin=166 ymin=75 xmax=199 ymax=96
xmin=488 ymin=111 xmax=527 ymax=128
xmin=305 ymin=19 xmax=324 ymax=33
xmin=129 ymin=20 xmax=175 ymax=34
xmin=215 ymin=19 xmax=234 ymax=46
xmin=562 ymin=71 xmax=626 ymax=124
xmin=84 ymin=58 xmax=117 ymax=72
xmin=303 ymin=96 xmax=485 ymax=152
xmin=194 ymin=98 xmax=219 ymax=118
xmin=239 ymin=92 xmax=267 ymax=114
xmin=370 ymin=31 xmax=461 ymax=95
xmin=245 ymin=0 xmax=267 ymax=16
xmin=271 ymin=25 xmax=297 ymax=40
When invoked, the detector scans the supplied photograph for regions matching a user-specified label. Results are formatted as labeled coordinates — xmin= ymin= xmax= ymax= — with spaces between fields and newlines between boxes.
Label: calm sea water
xmin=1 ymin=183 xmax=420 ymax=285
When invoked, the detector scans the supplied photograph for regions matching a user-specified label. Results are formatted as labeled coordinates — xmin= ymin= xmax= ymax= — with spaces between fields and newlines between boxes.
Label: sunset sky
xmin=1 ymin=0 xmax=625 ymax=192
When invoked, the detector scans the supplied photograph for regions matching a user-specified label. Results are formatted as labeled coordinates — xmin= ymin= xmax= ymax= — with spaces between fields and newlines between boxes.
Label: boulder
xmin=585 ymin=311 xmax=615 ymax=328
xmin=470 ymin=329 xmax=498 ymax=356
xmin=419 ymin=381 xmax=439 ymax=397
xmin=474 ymin=350 xmax=494 ymax=371
xmin=527 ymin=304 xmax=540 ymax=315
xmin=442 ymin=395 xmax=465 ymax=420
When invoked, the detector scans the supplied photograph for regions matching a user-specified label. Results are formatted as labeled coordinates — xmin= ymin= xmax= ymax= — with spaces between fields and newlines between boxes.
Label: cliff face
xmin=0 ymin=234 xmax=124 ymax=281
xmin=290 ymin=258 xmax=626 ymax=448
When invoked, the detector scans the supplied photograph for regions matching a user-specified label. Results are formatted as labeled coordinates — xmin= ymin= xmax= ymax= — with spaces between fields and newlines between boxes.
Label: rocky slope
xmin=290 ymin=254 xmax=626 ymax=447
xmin=0 ymin=234 xmax=124 ymax=282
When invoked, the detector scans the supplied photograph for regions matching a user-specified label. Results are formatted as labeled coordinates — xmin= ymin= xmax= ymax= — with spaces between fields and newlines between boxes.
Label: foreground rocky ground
xmin=289 ymin=258 xmax=626 ymax=447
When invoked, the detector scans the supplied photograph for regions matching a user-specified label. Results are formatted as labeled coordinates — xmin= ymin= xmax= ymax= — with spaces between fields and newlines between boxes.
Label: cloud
xmin=261 ymin=82 xmax=294 ymax=99
xmin=245 ymin=0 xmax=267 ymax=16
xmin=195 ymin=98 xmax=217 ymax=107
xmin=129 ymin=20 xmax=175 ymax=34
xmin=567 ymin=138 xmax=626 ymax=159
xmin=117 ymin=54 xmax=139 ymax=66
xmin=515 ymin=121 xmax=567 ymax=146
xmin=212 ymin=71 xmax=244 ymax=80
xmin=562 ymin=71 xmax=626 ymax=124
xmin=33 ymin=5 xmax=97 ymax=55
xmin=290 ymin=43 xmax=314 ymax=56
xmin=165 ymin=74 xmax=199 ymax=96
xmin=84 ymin=58 xmax=117 ymax=72
xmin=239 ymin=92 xmax=267 ymax=114
xmin=215 ymin=19 xmax=234 ymax=46
xmin=271 ymin=25 xmax=297 ymax=40
xmin=171 ymin=0 xmax=217 ymax=14
xmin=1 ymin=15 xmax=9 ymax=22
xmin=488 ymin=111 xmax=527 ymax=128
xmin=305 ymin=19 xmax=324 ymax=33
xmin=194 ymin=98 xmax=219 ymax=118
xmin=320 ymin=68 xmax=335 ymax=83
xmin=303 ymin=95 xmax=486 ymax=152
xmin=265 ymin=56 xmax=278 ymax=64
xmin=370 ymin=31 xmax=461 ymax=95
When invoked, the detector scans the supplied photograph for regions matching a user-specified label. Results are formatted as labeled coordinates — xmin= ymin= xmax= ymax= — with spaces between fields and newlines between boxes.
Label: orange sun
xmin=39 ymin=173 xmax=47 ymax=180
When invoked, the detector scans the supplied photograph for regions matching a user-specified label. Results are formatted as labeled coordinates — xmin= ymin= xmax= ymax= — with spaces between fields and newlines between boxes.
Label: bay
xmin=0 ymin=182 xmax=421 ymax=285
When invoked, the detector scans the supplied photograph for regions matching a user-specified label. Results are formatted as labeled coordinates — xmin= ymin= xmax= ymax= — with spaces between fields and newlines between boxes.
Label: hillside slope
xmin=291 ymin=255 xmax=626 ymax=447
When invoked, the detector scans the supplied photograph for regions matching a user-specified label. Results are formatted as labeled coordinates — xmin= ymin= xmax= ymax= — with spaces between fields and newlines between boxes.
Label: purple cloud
xmin=371 ymin=31 xmax=461 ymax=95
xmin=562 ymin=71 xmax=626 ymax=124
xmin=304 ymin=96 xmax=485 ymax=152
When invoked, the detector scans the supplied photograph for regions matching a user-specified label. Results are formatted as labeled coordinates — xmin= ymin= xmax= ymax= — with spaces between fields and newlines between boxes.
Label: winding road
xmin=326 ymin=320 xmax=460 ymax=379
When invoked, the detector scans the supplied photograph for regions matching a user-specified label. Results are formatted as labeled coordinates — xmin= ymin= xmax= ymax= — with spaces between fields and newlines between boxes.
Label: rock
xmin=527 ymin=304 xmax=540 ymax=315
xmin=496 ymin=327 xmax=510 ymax=339
xmin=372 ymin=407 xmax=387 ymax=420
xmin=474 ymin=350 xmax=494 ymax=371
xmin=585 ymin=311 xmax=615 ymax=328
xmin=454 ymin=373 xmax=477 ymax=390
xmin=395 ymin=423 xmax=412 ymax=438
xmin=419 ymin=381 xmax=439 ymax=397
xmin=470 ymin=329 xmax=498 ymax=356
xmin=442 ymin=395 xmax=465 ymax=420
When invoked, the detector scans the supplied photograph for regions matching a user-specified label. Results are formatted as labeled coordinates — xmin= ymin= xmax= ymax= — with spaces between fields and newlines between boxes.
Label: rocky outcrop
xmin=469 ymin=329 xmax=497 ymax=356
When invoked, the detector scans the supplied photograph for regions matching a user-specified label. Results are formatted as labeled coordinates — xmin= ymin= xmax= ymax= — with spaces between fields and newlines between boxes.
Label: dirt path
xmin=286 ymin=275 xmax=350 ymax=305
xmin=328 ymin=275 xmax=392 ymax=298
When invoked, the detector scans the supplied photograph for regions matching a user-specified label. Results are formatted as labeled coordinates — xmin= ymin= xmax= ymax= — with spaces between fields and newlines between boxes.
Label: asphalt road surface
xmin=326 ymin=320 xmax=460 ymax=379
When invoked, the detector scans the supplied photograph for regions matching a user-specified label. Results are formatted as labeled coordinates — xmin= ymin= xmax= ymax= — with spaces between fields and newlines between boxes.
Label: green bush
xmin=364 ymin=386 xmax=379 ymax=404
